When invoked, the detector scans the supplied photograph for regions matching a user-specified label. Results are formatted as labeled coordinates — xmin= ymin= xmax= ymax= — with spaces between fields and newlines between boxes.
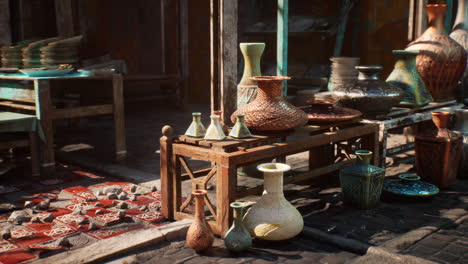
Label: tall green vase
xmin=237 ymin=43 xmax=265 ymax=109
xmin=386 ymin=50 xmax=433 ymax=107
xmin=339 ymin=150 xmax=385 ymax=209
xmin=224 ymin=202 xmax=252 ymax=252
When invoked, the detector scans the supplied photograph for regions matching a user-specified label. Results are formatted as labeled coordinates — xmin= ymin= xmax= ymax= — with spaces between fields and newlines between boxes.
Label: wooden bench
xmin=0 ymin=111 xmax=40 ymax=177
xmin=160 ymin=120 xmax=380 ymax=235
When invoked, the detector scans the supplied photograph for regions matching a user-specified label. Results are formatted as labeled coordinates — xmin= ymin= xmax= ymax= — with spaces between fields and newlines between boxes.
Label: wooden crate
xmin=160 ymin=121 xmax=379 ymax=236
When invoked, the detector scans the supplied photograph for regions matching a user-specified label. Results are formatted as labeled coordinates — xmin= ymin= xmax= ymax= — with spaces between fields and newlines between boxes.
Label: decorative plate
xmin=20 ymin=68 xmax=74 ymax=77
xmin=299 ymin=100 xmax=362 ymax=124
xmin=383 ymin=174 xmax=439 ymax=198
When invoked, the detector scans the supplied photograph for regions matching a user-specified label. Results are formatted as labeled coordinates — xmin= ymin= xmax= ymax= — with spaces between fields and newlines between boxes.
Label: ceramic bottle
xmin=386 ymin=50 xmax=433 ymax=107
xmin=204 ymin=115 xmax=226 ymax=140
xmin=237 ymin=43 xmax=266 ymax=109
xmin=224 ymin=202 xmax=252 ymax=252
xmin=243 ymin=163 xmax=303 ymax=241
xmin=185 ymin=112 xmax=206 ymax=138
xmin=415 ymin=111 xmax=463 ymax=188
xmin=339 ymin=150 xmax=385 ymax=209
xmin=406 ymin=4 xmax=467 ymax=101
xmin=186 ymin=190 xmax=214 ymax=252
xmin=229 ymin=114 xmax=252 ymax=138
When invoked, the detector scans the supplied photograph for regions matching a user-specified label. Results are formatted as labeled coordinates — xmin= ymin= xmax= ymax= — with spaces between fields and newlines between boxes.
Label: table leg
xmin=35 ymin=80 xmax=55 ymax=177
xmin=112 ymin=74 xmax=127 ymax=161
xmin=360 ymin=131 xmax=380 ymax=166
xmin=29 ymin=131 xmax=40 ymax=178
xmin=160 ymin=126 xmax=174 ymax=219
xmin=216 ymin=157 xmax=236 ymax=236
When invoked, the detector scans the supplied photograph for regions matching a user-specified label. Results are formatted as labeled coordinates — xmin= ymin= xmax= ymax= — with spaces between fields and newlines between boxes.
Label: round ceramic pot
xmin=333 ymin=65 xmax=404 ymax=117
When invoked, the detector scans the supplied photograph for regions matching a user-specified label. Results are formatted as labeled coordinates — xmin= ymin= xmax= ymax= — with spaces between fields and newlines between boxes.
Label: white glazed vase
xmin=204 ymin=115 xmax=226 ymax=140
xmin=243 ymin=163 xmax=303 ymax=241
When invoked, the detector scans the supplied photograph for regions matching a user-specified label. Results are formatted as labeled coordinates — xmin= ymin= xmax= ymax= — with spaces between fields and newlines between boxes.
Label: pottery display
xmin=328 ymin=57 xmax=360 ymax=91
xmin=453 ymin=109 xmax=468 ymax=179
xmin=237 ymin=43 xmax=266 ymax=109
xmin=299 ymin=100 xmax=362 ymax=124
xmin=229 ymin=114 xmax=252 ymax=139
xmin=339 ymin=150 xmax=385 ymax=209
xmin=243 ymin=163 xmax=303 ymax=240
xmin=231 ymin=76 xmax=308 ymax=132
xmin=383 ymin=174 xmax=439 ymax=199
xmin=204 ymin=115 xmax=226 ymax=140
xmin=333 ymin=65 xmax=404 ymax=117
xmin=415 ymin=111 xmax=463 ymax=188
xmin=224 ymin=202 xmax=252 ymax=252
xmin=406 ymin=4 xmax=467 ymax=102
xmin=186 ymin=190 xmax=214 ymax=252
xmin=386 ymin=50 xmax=433 ymax=107
xmin=185 ymin=112 xmax=206 ymax=138
xmin=450 ymin=0 xmax=468 ymax=75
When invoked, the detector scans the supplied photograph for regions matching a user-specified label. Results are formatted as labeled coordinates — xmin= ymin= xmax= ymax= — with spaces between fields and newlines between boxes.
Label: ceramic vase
xmin=243 ymin=163 xmax=304 ymax=241
xmin=339 ymin=150 xmax=385 ymax=209
xmin=237 ymin=43 xmax=266 ymax=109
xmin=185 ymin=112 xmax=206 ymax=138
xmin=328 ymin=57 xmax=360 ymax=91
xmin=386 ymin=50 xmax=433 ymax=107
xmin=231 ymin=76 xmax=308 ymax=132
xmin=224 ymin=202 xmax=252 ymax=252
xmin=406 ymin=4 xmax=467 ymax=102
xmin=453 ymin=109 xmax=468 ymax=179
xmin=213 ymin=110 xmax=229 ymax=133
xmin=229 ymin=114 xmax=252 ymax=138
xmin=204 ymin=115 xmax=226 ymax=140
xmin=186 ymin=190 xmax=214 ymax=252
xmin=415 ymin=111 xmax=463 ymax=188
xmin=333 ymin=65 xmax=404 ymax=117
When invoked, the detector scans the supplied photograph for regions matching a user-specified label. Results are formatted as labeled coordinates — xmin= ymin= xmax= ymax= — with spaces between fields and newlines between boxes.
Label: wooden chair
xmin=0 ymin=111 xmax=40 ymax=177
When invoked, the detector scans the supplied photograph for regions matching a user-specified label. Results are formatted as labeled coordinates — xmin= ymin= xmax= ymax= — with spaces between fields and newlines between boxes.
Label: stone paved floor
xmin=403 ymin=219 xmax=468 ymax=264
xmin=108 ymin=237 xmax=358 ymax=264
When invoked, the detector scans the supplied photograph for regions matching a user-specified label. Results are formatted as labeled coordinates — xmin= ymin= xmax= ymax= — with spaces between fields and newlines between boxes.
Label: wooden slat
xmin=0 ymin=139 xmax=29 ymax=149
xmin=173 ymin=144 xmax=218 ymax=162
xmin=50 ymin=105 xmax=113 ymax=119
xmin=0 ymin=86 xmax=35 ymax=103
xmin=0 ymin=101 xmax=35 ymax=111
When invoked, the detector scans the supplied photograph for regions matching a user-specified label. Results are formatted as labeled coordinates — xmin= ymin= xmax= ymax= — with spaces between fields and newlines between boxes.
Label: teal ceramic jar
xmin=386 ymin=50 xmax=433 ymax=107
xmin=339 ymin=150 xmax=385 ymax=209
xmin=224 ymin=202 xmax=252 ymax=252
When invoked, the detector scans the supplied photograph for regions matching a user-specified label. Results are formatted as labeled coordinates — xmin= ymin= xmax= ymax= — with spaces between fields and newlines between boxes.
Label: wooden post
xmin=35 ymin=80 xmax=55 ymax=177
xmin=0 ymin=0 xmax=11 ymax=46
xmin=178 ymin=0 xmax=189 ymax=108
xmin=55 ymin=0 xmax=76 ymax=37
xmin=277 ymin=0 xmax=288 ymax=97
xmin=211 ymin=0 xmax=238 ymax=124
xmin=414 ymin=0 xmax=428 ymax=39
xmin=160 ymin=125 xmax=174 ymax=220
xmin=112 ymin=74 xmax=127 ymax=161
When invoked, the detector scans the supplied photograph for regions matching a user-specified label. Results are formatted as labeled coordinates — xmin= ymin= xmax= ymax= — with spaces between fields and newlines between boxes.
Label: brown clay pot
xmin=415 ymin=111 xmax=463 ymax=188
xmin=231 ymin=76 xmax=308 ymax=131
xmin=406 ymin=4 xmax=467 ymax=102
xmin=186 ymin=190 xmax=214 ymax=251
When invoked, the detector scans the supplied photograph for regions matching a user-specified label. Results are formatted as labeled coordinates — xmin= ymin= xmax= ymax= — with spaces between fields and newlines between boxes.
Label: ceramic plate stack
xmin=328 ymin=57 xmax=360 ymax=91
xmin=40 ymin=35 xmax=83 ymax=67
xmin=1 ymin=41 xmax=33 ymax=68
xmin=22 ymin=37 xmax=60 ymax=68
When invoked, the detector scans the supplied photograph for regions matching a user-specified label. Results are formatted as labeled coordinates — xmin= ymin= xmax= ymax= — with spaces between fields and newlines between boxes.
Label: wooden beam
xmin=277 ymin=0 xmax=288 ymax=96
xmin=178 ymin=0 xmax=189 ymax=108
xmin=50 ymin=105 xmax=113 ymax=119
xmin=0 ymin=0 xmax=11 ymax=45
xmin=55 ymin=0 xmax=76 ymax=37
xmin=210 ymin=0 xmax=220 ymax=112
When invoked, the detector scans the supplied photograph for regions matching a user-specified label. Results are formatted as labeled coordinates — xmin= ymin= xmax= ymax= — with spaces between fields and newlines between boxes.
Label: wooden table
xmin=0 ymin=73 xmax=126 ymax=176
xmin=361 ymin=100 xmax=464 ymax=168
xmin=160 ymin=121 xmax=379 ymax=235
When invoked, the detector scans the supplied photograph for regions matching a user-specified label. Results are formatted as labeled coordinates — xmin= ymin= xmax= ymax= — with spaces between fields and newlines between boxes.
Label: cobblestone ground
xmin=403 ymin=219 xmax=468 ymax=264
xmin=109 ymin=237 xmax=358 ymax=264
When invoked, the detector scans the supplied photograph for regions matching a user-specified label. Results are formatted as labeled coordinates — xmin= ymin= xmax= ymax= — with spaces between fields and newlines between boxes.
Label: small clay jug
xmin=186 ymin=190 xmax=214 ymax=251
xmin=229 ymin=114 xmax=252 ymax=138
xmin=415 ymin=111 xmax=464 ymax=188
xmin=204 ymin=115 xmax=226 ymax=140
xmin=185 ymin=112 xmax=206 ymax=138
xmin=224 ymin=202 xmax=252 ymax=252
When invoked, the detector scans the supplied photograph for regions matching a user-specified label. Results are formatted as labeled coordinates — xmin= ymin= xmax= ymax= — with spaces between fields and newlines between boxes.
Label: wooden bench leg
xmin=361 ymin=131 xmax=380 ymax=166
xmin=36 ymin=80 xmax=55 ymax=177
xmin=216 ymin=158 xmax=236 ymax=236
xmin=112 ymin=74 xmax=127 ymax=161
xmin=29 ymin=132 xmax=40 ymax=178
xmin=160 ymin=126 xmax=174 ymax=220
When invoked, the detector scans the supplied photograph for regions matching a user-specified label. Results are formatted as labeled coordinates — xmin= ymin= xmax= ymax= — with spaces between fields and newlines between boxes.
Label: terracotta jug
xmin=186 ymin=190 xmax=214 ymax=251
xmin=406 ymin=4 xmax=467 ymax=102
xmin=415 ymin=111 xmax=463 ymax=188
xmin=231 ymin=76 xmax=308 ymax=132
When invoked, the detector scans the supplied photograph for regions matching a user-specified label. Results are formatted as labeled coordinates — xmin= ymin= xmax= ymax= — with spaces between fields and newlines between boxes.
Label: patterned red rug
xmin=0 ymin=164 xmax=168 ymax=264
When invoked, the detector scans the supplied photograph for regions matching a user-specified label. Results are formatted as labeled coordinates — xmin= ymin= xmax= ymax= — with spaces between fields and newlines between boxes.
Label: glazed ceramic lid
xmin=383 ymin=174 xmax=439 ymax=197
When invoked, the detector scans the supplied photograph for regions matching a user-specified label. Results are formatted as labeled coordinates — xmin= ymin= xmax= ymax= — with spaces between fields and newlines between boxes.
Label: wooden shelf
xmin=244 ymin=30 xmax=335 ymax=37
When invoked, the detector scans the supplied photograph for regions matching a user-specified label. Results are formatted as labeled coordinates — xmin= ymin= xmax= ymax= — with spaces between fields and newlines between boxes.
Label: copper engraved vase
xmin=186 ymin=190 xmax=214 ymax=252
xmin=231 ymin=76 xmax=308 ymax=131
xmin=415 ymin=111 xmax=463 ymax=188
xmin=406 ymin=4 xmax=467 ymax=102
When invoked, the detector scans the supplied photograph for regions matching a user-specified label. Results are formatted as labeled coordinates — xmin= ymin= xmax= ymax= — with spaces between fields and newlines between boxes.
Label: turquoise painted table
xmin=0 ymin=73 xmax=126 ymax=177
